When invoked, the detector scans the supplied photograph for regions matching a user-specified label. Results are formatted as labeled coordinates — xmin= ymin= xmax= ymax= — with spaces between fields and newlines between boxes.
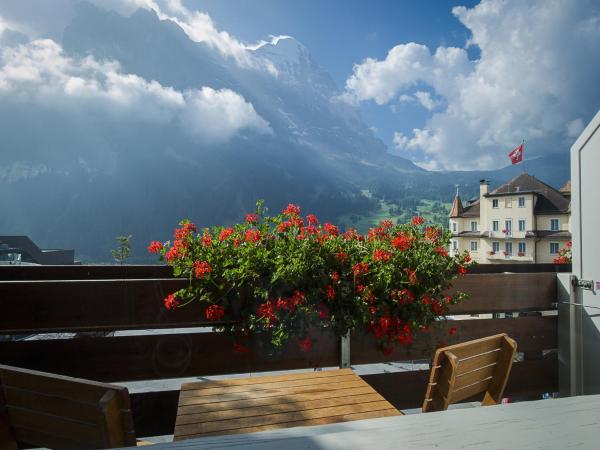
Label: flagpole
xmin=522 ymin=139 xmax=526 ymax=174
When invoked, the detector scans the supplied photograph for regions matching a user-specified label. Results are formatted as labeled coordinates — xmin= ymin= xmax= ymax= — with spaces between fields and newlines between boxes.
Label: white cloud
xmin=0 ymin=1 xmax=278 ymax=74
xmin=0 ymin=38 xmax=272 ymax=142
xmin=344 ymin=0 xmax=600 ymax=170
xmin=182 ymin=87 xmax=272 ymax=141
xmin=413 ymin=91 xmax=440 ymax=111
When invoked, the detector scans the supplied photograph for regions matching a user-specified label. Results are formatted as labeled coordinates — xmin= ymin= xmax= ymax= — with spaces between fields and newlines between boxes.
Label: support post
xmin=340 ymin=332 xmax=351 ymax=368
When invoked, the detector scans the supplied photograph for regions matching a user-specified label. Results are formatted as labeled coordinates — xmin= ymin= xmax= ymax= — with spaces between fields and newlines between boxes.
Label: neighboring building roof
xmin=485 ymin=173 xmax=570 ymax=215
xmin=461 ymin=201 xmax=480 ymax=218
xmin=559 ymin=180 xmax=571 ymax=194
xmin=525 ymin=230 xmax=572 ymax=239
xmin=449 ymin=195 xmax=464 ymax=218
xmin=0 ymin=236 xmax=75 ymax=265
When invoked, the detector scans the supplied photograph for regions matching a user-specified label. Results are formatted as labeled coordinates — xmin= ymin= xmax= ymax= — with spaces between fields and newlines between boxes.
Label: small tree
xmin=111 ymin=235 xmax=132 ymax=265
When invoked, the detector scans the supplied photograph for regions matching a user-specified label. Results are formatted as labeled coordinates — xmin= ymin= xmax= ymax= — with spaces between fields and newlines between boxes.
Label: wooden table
xmin=148 ymin=394 xmax=600 ymax=449
xmin=173 ymin=368 xmax=402 ymax=441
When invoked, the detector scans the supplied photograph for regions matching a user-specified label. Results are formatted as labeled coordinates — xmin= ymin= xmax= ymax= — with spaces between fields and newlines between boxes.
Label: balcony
xmin=0 ymin=264 xmax=571 ymax=443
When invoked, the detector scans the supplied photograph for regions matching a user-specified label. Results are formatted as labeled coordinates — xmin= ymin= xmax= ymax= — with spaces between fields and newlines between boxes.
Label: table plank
xmin=173 ymin=369 xmax=402 ymax=441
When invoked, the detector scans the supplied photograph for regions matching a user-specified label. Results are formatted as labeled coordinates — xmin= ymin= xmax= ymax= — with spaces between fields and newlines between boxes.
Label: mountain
xmin=0 ymin=3 xmax=569 ymax=261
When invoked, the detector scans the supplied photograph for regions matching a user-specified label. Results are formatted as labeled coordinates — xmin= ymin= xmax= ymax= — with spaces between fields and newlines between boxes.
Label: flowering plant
xmin=553 ymin=240 xmax=572 ymax=264
xmin=489 ymin=251 xmax=496 ymax=256
xmin=517 ymin=252 xmax=525 ymax=257
xmin=149 ymin=202 xmax=472 ymax=354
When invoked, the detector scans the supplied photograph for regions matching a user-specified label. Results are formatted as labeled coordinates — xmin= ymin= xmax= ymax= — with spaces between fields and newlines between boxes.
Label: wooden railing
xmin=0 ymin=264 xmax=564 ymax=437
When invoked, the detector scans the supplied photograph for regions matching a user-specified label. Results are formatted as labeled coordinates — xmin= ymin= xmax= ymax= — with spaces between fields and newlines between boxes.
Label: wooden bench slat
xmin=453 ymin=363 xmax=497 ymax=390
xmin=7 ymin=407 xmax=106 ymax=445
xmin=3 ymin=387 xmax=101 ymax=424
xmin=455 ymin=349 xmax=501 ymax=375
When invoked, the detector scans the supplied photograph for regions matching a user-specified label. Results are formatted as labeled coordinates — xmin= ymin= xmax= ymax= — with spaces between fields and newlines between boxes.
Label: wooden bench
xmin=173 ymin=368 xmax=402 ymax=440
xmin=423 ymin=333 xmax=517 ymax=412
xmin=0 ymin=364 xmax=139 ymax=450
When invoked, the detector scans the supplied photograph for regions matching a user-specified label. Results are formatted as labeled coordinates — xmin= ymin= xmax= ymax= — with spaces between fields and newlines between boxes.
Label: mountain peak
xmin=252 ymin=35 xmax=309 ymax=65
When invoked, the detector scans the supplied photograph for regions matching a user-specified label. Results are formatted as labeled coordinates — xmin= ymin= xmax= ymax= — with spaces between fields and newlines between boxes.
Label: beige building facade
xmin=449 ymin=173 xmax=571 ymax=264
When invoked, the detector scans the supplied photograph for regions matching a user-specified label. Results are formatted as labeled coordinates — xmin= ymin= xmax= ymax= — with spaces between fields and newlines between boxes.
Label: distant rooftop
xmin=0 ymin=236 xmax=75 ymax=265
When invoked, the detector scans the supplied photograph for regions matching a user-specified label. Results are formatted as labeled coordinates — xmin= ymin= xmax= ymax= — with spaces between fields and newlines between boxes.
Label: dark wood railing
xmin=0 ymin=264 xmax=564 ymax=437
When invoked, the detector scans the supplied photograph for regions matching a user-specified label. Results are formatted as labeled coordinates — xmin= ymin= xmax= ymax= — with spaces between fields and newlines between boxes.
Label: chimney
xmin=479 ymin=179 xmax=489 ymax=199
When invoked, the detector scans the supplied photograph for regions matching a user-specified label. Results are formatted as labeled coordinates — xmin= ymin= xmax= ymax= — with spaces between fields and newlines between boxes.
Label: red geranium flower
xmin=335 ymin=252 xmax=348 ymax=262
xmin=194 ymin=260 xmax=212 ymax=278
xmin=392 ymin=233 xmax=412 ymax=251
xmin=331 ymin=271 xmax=340 ymax=283
xmin=448 ymin=326 xmax=458 ymax=336
xmin=148 ymin=241 xmax=163 ymax=253
xmin=202 ymin=233 xmax=212 ymax=247
xmin=164 ymin=293 xmax=179 ymax=310
xmin=245 ymin=213 xmax=259 ymax=224
xmin=373 ymin=249 xmax=392 ymax=262
xmin=411 ymin=216 xmax=425 ymax=226
xmin=245 ymin=229 xmax=261 ymax=242
xmin=353 ymin=262 xmax=369 ymax=276
xmin=457 ymin=265 xmax=467 ymax=276
xmin=434 ymin=246 xmax=448 ymax=257
xmin=205 ymin=304 xmax=225 ymax=321
xmin=283 ymin=204 xmax=301 ymax=216
xmin=219 ymin=227 xmax=234 ymax=241
xmin=326 ymin=284 xmax=335 ymax=300
xmin=306 ymin=214 xmax=319 ymax=225
xmin=323 ymin=223 xmax=339 ymax=236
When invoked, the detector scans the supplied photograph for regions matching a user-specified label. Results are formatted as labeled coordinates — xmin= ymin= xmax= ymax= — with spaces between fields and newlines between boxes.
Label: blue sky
xmin=185 ymin=0 xmax=480 ymax=150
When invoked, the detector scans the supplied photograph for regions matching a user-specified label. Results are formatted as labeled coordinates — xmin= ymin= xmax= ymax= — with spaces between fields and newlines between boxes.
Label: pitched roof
xmin=560 ymin=180 xmax=571 ymax=193
xmin=448 ymin=196 xmax=464 ymax=218
xmin=486 ymin=173 xmax=570 ymax=214
xmin=461 ymin=201 xmax=480 ymax=217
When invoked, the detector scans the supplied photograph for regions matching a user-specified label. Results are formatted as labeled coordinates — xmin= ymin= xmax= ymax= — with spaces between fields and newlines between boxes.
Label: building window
xmin=492 ymin=199 xmax=499 ymax=208
xmin=518 ymin=242 xmax=526 ymax=254
xmin=492 ymin=242 xmax=500 ymax=253
xmin=505 ymin=198 xmax=512 ymax=208
xmin=471 ymin=241 xmax=478 ymax=251
xmin=550 ymin=218 xmax=560 ymax=231
xmin=550 ymin=242 xmax=559 ymax=254
xmin=452 ymin=222 xmax=457 ymax=232
xmin=518 ymin=219 xmax=526 ymax=232
xmin=492 ymin=220 xmax=499 ymax=232
xmin=471 ymin=221 xmax=477 ymax=232
xmin=518 ymin=196 xmax=525 ymax=207
xmin=505 ymin=242 xmax=513 ymax=256
xmin=452 ymin=240 xmax=458 ymax=250
xmin=504 ymin=220 xmax=512 ymax=236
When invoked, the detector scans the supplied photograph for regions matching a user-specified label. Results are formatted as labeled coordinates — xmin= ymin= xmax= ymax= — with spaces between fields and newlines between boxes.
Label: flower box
xmin=150 ymin=201 xmax=472 ymax=354
xmin=517 ymin=252 xmax=525 ymax=257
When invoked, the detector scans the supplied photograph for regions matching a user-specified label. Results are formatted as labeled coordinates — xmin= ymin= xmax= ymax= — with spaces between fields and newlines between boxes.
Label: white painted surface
xmin=571 ymin=110 xmax=600 ymax=394
xmin=137 ymin=395 xmax=600 ymax=450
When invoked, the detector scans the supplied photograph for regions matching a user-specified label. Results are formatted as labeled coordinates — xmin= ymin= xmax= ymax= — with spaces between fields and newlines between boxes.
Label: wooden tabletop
xmin=173 ymin=368 xmax=402 ymax=441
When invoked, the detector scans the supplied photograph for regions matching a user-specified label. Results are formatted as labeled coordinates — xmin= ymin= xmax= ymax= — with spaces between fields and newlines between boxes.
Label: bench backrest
xmin=0 ymin=364 xmax=137 ymax=450
xmin=422 ymin=333 xmax=517 ymax=412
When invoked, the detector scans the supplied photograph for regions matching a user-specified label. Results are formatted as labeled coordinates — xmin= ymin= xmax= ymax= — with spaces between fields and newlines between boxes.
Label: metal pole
xmin=340 ymin=332 xmax=351 ymax=368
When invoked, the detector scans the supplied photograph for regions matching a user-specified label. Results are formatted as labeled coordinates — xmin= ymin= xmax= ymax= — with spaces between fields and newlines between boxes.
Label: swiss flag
xmin=508 ymin=144 xmax=523 ymax=164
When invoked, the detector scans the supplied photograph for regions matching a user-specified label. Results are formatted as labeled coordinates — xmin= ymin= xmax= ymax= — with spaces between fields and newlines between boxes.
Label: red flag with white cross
xmin=508 ymin=143 xmax=524 ymax=164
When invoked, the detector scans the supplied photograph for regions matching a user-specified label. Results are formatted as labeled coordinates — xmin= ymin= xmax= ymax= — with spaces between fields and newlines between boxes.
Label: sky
xmin=1 ymin=0 xmax=599 ymax=170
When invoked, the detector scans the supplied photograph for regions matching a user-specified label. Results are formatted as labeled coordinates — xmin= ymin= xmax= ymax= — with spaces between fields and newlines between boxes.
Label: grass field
xmin=337 ymin=192 xmax=451 ymax=233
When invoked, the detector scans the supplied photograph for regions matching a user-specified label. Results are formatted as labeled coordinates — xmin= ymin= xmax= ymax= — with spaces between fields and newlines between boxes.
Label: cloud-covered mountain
xmin=0 ymin=2 xmax=424 ymax=261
